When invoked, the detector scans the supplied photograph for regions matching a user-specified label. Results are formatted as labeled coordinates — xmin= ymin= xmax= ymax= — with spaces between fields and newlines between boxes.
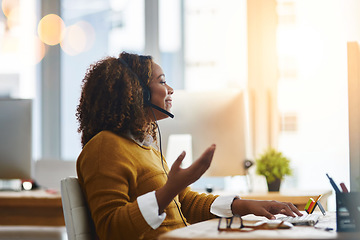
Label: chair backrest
xmin=61 ymin=177 xmax=97 ymax=240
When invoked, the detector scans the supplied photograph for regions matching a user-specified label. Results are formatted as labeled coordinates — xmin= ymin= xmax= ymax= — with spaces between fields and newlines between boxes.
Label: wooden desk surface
xmin=159 ymin=212 xmax=358 ymax=240
xmin=0 ymin=189 xmax=65 ymax=226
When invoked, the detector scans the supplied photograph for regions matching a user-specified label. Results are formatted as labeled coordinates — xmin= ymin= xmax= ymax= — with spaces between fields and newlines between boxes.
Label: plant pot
xmin=267 ymin=178 xmax=281 ymax=192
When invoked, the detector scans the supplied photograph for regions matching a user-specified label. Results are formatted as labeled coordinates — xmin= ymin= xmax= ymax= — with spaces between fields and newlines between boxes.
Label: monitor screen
xmin=0 ymin=99 xmax=32 ymax=179
xmin=158 ymin=89 xmax=250 ymax=176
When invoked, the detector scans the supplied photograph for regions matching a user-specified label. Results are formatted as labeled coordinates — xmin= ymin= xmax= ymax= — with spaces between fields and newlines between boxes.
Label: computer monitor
xmin=0 ymin=99 xmax=32 ymax=180
xmin=158 ymin=89 xmax=250 ymax=176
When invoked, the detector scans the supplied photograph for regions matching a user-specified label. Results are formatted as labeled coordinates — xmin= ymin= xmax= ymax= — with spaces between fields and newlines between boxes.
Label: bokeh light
xmin=5 ymin=6 xmax=20 ymax=29
xmin=77 ymin=21 xmax=96 ymax=51
xmin=35 ymin=36 xmax=47 ymax=64
xmin=18 ymin=34 xmax=46 ymax=66
xmin=60 ymin=24 xmax=85 ymax=55
xmin=61 ymin=21 xmax=95 ymax=56
xmin=37 ymin=14 xmax=65 ymax=46
xmin=2 ymin=0 xmax=20 ymax=30
xmin=1 ymin=0 xmax=18 ymax=17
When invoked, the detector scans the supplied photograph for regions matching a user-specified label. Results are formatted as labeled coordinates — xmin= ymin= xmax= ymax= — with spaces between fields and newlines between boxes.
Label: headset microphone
xmin=146 ymin=101 xmax=174 ymax=118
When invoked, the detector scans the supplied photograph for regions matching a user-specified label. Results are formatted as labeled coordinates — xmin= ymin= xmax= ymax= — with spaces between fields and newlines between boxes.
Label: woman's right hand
xmin=155 ymin=144 xmax=216 ymax=214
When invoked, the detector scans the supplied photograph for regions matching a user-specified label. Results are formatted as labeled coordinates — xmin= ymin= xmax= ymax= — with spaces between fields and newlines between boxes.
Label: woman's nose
xmin=167 ymin=85 xmax=174 ymax=95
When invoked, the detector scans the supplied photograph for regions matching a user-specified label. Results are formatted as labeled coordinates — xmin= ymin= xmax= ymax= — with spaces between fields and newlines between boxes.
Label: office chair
xmin=60 ymin=177 xmax=97 ymax=240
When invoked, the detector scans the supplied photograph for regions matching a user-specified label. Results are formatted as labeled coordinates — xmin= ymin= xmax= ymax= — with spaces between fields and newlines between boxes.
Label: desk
xmin=159 ymin=212 xmax=359 ymax=240
xmin=239 ymin=190 xmax=332 ymax=211
xmin=0 ymin=189 xmax=65 ymax=226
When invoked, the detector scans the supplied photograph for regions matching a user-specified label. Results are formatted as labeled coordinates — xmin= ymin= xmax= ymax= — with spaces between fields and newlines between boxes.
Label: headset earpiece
xmin=142 ymin=86 xmax=151 ymax=103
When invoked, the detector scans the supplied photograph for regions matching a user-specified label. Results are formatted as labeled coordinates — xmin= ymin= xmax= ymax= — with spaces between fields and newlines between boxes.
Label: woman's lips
xmin=165 ymin=99 xmax=172 ymax=108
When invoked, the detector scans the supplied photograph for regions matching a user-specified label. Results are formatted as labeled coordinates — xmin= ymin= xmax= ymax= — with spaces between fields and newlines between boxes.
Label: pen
xmin=326 ymin=173 xmax=341 ymax=193
xmin=340 ymin=182 xmax=349 ymax=193
xmin=314 ymin=194 xmax=322 ymax=203
xmin=317 ymin=201 xmax=327 ymax=216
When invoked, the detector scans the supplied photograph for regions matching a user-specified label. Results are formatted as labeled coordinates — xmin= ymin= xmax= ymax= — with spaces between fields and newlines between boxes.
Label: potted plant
xmin=255 ymin=148 xmax=292 ymax=192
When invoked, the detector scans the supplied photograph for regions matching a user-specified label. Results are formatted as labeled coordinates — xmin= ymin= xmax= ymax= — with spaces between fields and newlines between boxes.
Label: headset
xmin=118 ymin=57 xmax=174 ymax=118
xmin=118 ymin=57 xmax=187 ymax=226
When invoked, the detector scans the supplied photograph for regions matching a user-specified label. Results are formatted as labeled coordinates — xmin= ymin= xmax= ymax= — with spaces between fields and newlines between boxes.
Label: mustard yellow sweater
xmin=77 ymin=130 xmax=218 ymax=240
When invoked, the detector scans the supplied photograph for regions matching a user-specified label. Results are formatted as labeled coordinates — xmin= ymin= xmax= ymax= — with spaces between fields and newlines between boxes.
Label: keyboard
xmin=277 ymin=214 xmax=320 ymax=226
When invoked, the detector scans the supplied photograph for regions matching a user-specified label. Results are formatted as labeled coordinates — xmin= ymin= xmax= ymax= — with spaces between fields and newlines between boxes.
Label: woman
xmin=76 ymin=52 xmax=302 ymax=240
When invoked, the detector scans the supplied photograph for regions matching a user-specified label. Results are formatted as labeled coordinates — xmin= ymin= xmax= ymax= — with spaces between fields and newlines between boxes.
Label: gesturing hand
xmin=166 ymin=144 xmax=216 ymax=193
xmin=155 ymin=144 xmax=216 ymax=214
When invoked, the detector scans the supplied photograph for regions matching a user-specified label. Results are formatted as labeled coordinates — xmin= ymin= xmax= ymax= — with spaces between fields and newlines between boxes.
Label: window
xmin=60 ymin=0 xmax=145 ymax=160
xmin=184 ymin=0 xmax=247 ymax=90
xmin=60 ymin=0 xmax=248 ymax=160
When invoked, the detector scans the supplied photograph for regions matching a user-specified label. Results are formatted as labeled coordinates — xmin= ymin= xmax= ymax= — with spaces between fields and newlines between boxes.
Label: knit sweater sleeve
xmin=76 ymin=131 xmax=157 ymax=240
xmin=179 ymin=187 xmax=219 ymax=224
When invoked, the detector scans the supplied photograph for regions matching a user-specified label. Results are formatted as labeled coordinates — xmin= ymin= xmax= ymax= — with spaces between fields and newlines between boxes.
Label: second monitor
xmin=0 ymin=98 xmax=32 ymax=180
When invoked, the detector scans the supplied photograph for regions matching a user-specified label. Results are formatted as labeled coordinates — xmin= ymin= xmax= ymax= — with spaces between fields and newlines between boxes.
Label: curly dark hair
xmin=76 ymin=52 xmax=158 ymax=147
